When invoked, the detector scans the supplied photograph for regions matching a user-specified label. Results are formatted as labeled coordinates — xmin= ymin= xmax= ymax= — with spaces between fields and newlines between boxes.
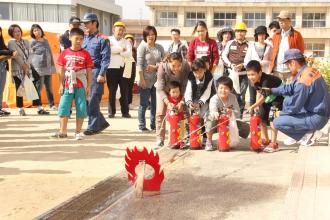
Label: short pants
xmin=58 ymin=88 xmax=87 ymax=118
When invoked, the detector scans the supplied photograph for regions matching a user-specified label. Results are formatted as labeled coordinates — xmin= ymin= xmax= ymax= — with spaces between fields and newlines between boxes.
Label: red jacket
xmin=188 ymin=37 xmax=219 ymax=71
xmin=270 ymin=27 xmax=304 ymax=72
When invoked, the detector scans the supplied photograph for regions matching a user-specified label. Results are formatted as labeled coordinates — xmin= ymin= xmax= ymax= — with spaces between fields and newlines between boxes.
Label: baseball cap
xmin=282 ymin=49 xmax=305 ymax=64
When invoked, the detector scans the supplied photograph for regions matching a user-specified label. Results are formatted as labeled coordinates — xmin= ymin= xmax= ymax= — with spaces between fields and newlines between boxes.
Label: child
xmin=188 ymin=21 xmax=219 ymax=73
xmin=205 ymin=76 xmax=240 ymax=151
xmin=166 ymin=81 xmax=185 ymax=148
xmin=246 ymin=60 xmax=283 ymax=153
xmin=185 ymin=58 xmax=213 ymax=143
xmin=52 ymin=28 xmax=93 ymax=140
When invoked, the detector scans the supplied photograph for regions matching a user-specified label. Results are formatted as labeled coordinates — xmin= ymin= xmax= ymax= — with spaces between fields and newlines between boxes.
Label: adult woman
xmin=244 ymin=25 xmax=272 ymax=105
xmin=8 ymin=24 xmax=49 ymax=116
xmin=215 ymin=27 xmax=235 ymax=78
xmin=30 ymin=24 xmax=56 ymax=110
xmin=124 ymin=34 xmax=137 ymax=108
xmin=188 ymin=21 xmax=219 ymax=73
xmin=137 ymin=26 xmax=165 ymax=132
xmin=155 ymin=52 xmax=191 ymax=148
xmin=0 ymin=26 xmax=16 ymax=116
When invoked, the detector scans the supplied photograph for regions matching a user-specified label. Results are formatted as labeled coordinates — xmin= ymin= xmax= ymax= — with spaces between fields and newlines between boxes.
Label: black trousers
xmin=128 ymin=62 xmax=136 ymax=105
xmin=13 ymin=75 xmax=41 ymax=108
xmin=106 ymin=67 xmax=129 ymax=115
xmin=249 ymin=81 xmax=257 ymax=105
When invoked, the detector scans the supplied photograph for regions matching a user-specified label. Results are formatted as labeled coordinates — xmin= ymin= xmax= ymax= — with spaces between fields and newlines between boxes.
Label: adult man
xmin=107 ymin=21 xmax=132 ymax=118
xmin=270 ymin=11 xmax=304 ymax=84
xmin=82 ymin=13 xmax=110 ymax=135
xmin=222 ymin=22 xmax=249 ymax=117
xmin=267 ymin=49 xmax=330 ymax=147
xmin=59 ymin=16 xmax=81 ymax=51
xmin=167 ymin=29 xmax=187 ymax=59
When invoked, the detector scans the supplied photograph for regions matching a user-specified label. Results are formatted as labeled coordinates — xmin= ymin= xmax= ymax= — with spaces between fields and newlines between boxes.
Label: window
xmin=185 ymin=12 xmax=205 ymax=27
xmin=43 ymin=4 xmax=58 ymax=22
xmin=12 ymin=3 xmax=28 ymax=21
xmin=302 ymin=13 xmax=326 ymax=28
xmin=157 ymin=11 xmax=177 ymax=26
xmin=243 ymin=12 xmax=266 ymax=28
xmin=0 ymin=3 xmax=10 ymax=20
xmin=272 ymin=12 xmax=296 ymax=27
xmin=58 ymin=5 xmax=71 ymax=23
xmin=214 ymin=12 xmax=236 ymax=27
xmin=305 ymin=43 xmax=325 ymax=57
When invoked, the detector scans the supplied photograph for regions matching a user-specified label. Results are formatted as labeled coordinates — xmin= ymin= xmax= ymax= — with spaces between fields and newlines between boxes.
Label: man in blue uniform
xmin=265 ymin=49 xmax=330 ymax=146
xmin=82 ymin=13 xmax=110 ymax=135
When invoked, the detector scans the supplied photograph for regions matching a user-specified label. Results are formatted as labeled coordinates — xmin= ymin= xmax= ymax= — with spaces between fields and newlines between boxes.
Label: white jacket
xmin=108 ymin=36 xmax=132 ymax=69
xmin=244 ymin=42 xmax=272 ymax=74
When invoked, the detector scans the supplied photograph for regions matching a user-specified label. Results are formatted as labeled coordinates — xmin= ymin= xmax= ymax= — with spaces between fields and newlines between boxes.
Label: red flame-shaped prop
xmin=125 ymin=147 xmax=164 ymax=191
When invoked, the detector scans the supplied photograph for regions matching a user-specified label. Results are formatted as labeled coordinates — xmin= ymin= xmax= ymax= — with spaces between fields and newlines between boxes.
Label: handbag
xmin=23 ymin=75 xmax=39 ymax=100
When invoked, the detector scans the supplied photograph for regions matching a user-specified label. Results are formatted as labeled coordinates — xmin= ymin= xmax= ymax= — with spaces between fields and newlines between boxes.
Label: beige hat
xmin=277 ymin=10 xmax=291 ymax=19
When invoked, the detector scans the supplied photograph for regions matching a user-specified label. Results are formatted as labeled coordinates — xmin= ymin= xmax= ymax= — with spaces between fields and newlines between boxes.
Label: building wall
xmin=0 ymin=0 xmax=122 ymax=35
xmin=146 ymin=1 xmax=330 ymax=57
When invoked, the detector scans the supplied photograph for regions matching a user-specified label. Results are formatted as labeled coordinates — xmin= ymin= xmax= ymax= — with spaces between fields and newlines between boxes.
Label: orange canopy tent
xmin=2 ymin=29 xmax=110 ymax=108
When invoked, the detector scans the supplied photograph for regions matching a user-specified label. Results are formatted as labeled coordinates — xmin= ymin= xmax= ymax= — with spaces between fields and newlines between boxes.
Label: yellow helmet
xmin=114 ymin=21 xmax=125 ymax=27
xmin=234 ymin=22 xmax=247 ymax=31
xmin=125 ymin=34 xmax=135 ymax=40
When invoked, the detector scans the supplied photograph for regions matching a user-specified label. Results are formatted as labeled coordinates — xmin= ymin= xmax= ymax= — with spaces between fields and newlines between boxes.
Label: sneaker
xmin=19 ymin=109 xmax=26 ymax=116
xmin=262 ymin=139 xmax=271 ymax=146
xmin=283 ymin=137 xmax=297 ymax=146
xmin=50 ymin=106 xmax=57 ymax=111
xmin=263 ymin=142 xmax=279 ymax=153
xmin=75 ymin=133 xmax=82 ymax=140
xmin=84 ymin=129 xmax=98 ymax=136
xmin=154 ymin=140 xmax=164 ymax=149
xmin=0 ymin=109 xmax=10 ymax=115
xmin=51 ymin=132 xmax=68 ymax=138
xmin=299 ymin=132 xmax=315 ymax=146
xmin=205 ymin=142 xmax=214 ymax=151
xmin=311 ymin=130 xmax=324 ymax=142
xmin=38 ymin=109 xmax=50 ymax=115
xmin=139 ymin=128 xmax=150 ymax=133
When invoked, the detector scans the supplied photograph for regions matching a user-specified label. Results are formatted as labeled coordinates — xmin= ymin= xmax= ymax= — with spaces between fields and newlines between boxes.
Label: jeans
xmin=138 ymin=86 xmax=156 ymax=130
xmin=0 ymin=62 xmax=7 ymax=109
xmin=235 ymin=75 xmax=249 ymax=116
xmin=87 ymin=68 xmax=109 ymax=131
xmin=34 ymin=75 xmax=55 ymax=107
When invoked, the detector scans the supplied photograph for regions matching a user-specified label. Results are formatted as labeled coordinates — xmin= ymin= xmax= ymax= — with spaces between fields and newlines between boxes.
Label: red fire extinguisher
xmin=218 ymin=113 xmax=230 ymax=151
xmin=168 ymin=110 xmax=182 ymax=148
xmin=250 ymin=110 xmax=262 ymax=152
xmin=189 ymin=111 xmax=202 ymax=150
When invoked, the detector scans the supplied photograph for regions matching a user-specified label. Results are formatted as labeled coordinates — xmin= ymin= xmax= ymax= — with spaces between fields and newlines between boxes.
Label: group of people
xmin=0 ymin=10 xmax=329 ymax=151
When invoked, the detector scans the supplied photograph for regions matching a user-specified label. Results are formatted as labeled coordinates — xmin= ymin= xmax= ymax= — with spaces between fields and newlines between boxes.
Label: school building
xmin=0 ymin=0 xmax=122 ymax=35
xmin=145 ymin=0 xmax=330 ymax=57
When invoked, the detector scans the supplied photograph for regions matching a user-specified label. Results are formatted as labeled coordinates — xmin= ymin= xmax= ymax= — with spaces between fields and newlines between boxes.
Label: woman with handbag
xmin=30 ymin=24 xmax=56 ymax=110
xmin=0 ymin=26 xmax=17 ymax=116
xmin=8 ymin=24 xmax=49 ymax=116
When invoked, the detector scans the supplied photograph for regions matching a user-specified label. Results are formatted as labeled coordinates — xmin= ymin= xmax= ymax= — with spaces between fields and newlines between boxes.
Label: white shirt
xmin=184 ymin=77 xmax=213 ymax=105
xmin=274 ymin=29 xmax=290 ymax=73
xmin=108 ymin=36 xmax=132 ymax=69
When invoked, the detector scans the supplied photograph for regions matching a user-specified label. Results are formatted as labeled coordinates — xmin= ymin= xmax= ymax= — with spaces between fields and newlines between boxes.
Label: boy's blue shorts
xmin=58 ymin=88 xmax=87 ymax=118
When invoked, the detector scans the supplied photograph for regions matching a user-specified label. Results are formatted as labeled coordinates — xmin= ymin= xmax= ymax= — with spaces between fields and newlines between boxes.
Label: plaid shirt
xmin=167 ymin=41 xmax=187 ymax=60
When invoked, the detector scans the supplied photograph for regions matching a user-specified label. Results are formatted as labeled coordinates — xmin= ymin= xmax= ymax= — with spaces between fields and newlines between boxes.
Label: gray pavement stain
xmin=98 ymin=175 xmax=283 ymax=220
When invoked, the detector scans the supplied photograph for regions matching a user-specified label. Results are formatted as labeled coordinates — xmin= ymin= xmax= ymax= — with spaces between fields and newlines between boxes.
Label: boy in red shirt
xmin=53 ymin=28 xmax=93 ymax=140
